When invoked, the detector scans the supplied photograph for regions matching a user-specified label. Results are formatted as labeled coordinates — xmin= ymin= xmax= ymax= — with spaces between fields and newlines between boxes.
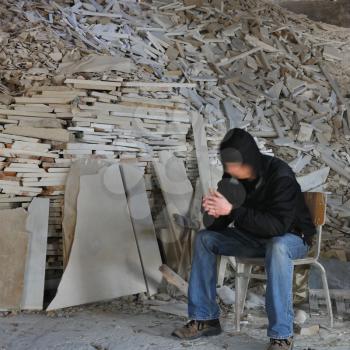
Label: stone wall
xmin=273 ymin=0 xmax=350 ymax=28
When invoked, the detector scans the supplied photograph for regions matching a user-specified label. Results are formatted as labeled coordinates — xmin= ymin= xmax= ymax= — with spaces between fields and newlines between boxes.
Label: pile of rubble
xmin=1 ymin=0 xmax=350 ymax=286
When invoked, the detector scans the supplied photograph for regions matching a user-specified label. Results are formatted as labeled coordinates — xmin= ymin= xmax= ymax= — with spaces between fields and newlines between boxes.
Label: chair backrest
xmin=303 ymin=192 xmax=326 ymax=226
xmin=303 ymin=192 xmax=327 ymax=259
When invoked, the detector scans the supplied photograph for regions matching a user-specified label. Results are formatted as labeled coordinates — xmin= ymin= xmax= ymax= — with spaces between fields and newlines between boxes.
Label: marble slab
xmin=0 ymin=208 xmax=28 ymax=310
xmin=297 ymin=167 xmax=330 ymax=192
xmin=153 ymin=151 xmax=193 ymax=271
xmin=47 ymin=164 xmax=146 ymax=310
xmin=191 ymin=112 xmax=211 ymax=193
xmin=120 ymin=162 xmax=163 ymax=295
xmin=22 ymin=198 xmax=49 ymax=310
xmin=62 ymin=158 xmax=113 ymax=265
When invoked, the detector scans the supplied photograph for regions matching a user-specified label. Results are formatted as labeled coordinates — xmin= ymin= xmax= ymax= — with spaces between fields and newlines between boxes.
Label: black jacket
xmin=203 ymin=128 xmax=316 ymax=245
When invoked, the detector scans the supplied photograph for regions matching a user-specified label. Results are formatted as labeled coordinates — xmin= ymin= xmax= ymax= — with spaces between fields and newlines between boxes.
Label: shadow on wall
xmin=278 ymin=0 xmax=350 ymax=28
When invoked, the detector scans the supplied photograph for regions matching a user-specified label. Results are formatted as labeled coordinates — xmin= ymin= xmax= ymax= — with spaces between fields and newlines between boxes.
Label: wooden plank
xmin=177 ymin=178 xmax=203 ymax=280
xmin=159 ymin=264 xmax=188 ymax=296
xmin=303 ymin=192 xmax=326 ymax=226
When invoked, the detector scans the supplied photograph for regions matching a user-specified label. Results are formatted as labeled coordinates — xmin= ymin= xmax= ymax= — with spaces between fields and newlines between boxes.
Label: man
xmin=172 ymin=128 xmax=316 ymax=350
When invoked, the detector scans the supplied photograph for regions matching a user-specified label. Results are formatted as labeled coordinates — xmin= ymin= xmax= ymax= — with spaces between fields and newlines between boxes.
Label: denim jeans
xmin=188 ymin=227 xmax=309 ymax=339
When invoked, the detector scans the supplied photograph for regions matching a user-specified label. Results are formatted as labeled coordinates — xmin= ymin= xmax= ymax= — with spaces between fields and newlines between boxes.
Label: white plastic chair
xmin=218 ymin=192 xmax=333 ymax=331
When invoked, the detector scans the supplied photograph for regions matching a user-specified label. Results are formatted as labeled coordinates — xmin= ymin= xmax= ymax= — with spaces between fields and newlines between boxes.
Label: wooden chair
xmin=218 ymin=192 xmax=333 ymax=331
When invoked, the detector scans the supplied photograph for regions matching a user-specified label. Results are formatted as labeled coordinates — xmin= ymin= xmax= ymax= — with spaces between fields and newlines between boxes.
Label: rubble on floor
xmin=2 ymin=295 xmax=350 ymax=350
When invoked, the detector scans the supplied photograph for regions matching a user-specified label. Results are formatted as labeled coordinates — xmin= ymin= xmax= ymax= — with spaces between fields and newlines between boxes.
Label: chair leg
xmin=235 ymin=263 xmax=252 ymax=332
xmin=217 ymin=256 xmax=228 ymax=287
xmin=312 ymin=261 xmax=334 ymax=328
xmin=228 ymin=256 xmax=236 ymax=270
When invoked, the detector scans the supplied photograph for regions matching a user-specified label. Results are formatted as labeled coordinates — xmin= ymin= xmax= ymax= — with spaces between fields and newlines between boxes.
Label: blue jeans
xmin=188 ymin=227 xmax=309 ymax=339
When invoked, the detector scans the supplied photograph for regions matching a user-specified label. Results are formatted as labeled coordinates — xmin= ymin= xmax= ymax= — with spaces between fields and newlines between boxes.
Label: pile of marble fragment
xmin=1 ymin=0 xmax=350 ymax=295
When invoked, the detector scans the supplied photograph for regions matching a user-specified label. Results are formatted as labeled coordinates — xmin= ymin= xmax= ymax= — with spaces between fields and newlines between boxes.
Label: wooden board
xmin=159 ymin=264 xmax=188 ymax=296
xmin=303 ymin=192 xmax=326 ymax=226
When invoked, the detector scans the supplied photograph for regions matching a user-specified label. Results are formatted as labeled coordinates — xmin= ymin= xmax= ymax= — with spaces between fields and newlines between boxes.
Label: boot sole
xmin=172 ymin=327 xmax=222 ymax=341
xmin=267 ymin=341 xmax=294 ymax=350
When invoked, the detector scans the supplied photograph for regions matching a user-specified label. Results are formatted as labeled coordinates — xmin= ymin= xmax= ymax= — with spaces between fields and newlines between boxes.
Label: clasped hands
xmin=202 ymin=189 xmax=233 ymax=218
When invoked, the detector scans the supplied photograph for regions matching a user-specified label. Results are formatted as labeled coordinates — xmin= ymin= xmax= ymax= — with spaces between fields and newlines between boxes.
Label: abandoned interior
xmin=0 ymin=0 xmax=350 ymax=349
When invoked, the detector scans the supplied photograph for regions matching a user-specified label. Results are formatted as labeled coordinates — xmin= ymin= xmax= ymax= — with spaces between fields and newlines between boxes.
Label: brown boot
xmin=267 ymin=337 xmax=294 ymax=350
xmin=172 ymin=319 xmax=222 ymax=340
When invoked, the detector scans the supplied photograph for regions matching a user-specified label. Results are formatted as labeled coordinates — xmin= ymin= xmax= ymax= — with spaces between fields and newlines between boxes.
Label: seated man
xmin=172 ymin=128 xmax=316 ymax=350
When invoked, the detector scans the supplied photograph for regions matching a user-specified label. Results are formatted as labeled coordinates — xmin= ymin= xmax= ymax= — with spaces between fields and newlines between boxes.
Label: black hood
xmin=219 ymin=128 xmax=263 ymax=178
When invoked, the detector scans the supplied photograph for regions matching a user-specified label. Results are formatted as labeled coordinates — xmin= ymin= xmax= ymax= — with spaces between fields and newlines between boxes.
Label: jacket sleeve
xmin=231 ymin=176 xmax=298 ymax=237
xmin=202 ymin=171 xmax=236 ymax=231
xmin=202 ymin=208 xmax=234 ymax=231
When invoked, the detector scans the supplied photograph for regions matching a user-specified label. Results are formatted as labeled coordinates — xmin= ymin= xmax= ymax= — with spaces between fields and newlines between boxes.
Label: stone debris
xmin=0 ymin=0 xmax=350 ymax=305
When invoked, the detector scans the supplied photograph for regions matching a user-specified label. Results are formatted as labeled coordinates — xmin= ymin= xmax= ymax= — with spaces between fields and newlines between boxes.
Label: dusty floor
xmin=0 ymin=297 xmax=349 ymax=350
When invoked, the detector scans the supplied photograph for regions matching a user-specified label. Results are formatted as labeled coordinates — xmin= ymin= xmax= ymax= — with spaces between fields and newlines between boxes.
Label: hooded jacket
xmin=203 ymin=128 xmax=316 ymax=245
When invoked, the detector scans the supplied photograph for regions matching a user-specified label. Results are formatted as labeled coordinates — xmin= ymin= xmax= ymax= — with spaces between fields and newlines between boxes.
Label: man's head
xmin=223 ymin=162 xmax=255 ymax=180
xmin=219 ymin=128 xmax=262 ymax=180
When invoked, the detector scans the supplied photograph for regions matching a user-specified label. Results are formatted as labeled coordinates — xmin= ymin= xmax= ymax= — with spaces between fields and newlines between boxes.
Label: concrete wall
xmin=273 ymin=0 xmax=350 ymax=28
